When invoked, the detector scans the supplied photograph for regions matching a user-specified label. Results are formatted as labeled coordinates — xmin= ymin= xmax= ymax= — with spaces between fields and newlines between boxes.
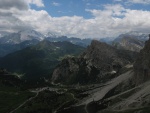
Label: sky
xmin=0 ymin=0 xmax=150 ymax=39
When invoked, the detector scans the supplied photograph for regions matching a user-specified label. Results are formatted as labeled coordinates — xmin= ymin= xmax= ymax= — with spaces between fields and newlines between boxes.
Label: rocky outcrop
xmin=52 ymin=57 xmax=100 ymax=84
xmin=134 ymin=35 xmax=150 ymax=84
xmin=81 ymin=40 xmax=135 ymax=70
xmin=52 ymin=40 xmax=137 ymax=85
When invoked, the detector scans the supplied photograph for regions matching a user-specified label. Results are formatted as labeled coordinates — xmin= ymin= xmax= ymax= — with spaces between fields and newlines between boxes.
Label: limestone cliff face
xmin=52 ymin=57 xmax=100 ymax=84
xmin=134 ymin=35 xmax=150 ymax=84
xmin=81 ymin=40 xmax=133 ymax=71
xmin=52 ymin=40 xmax=137 ymax=85
xmin=112 ymin=36 xmax=145 ymax=52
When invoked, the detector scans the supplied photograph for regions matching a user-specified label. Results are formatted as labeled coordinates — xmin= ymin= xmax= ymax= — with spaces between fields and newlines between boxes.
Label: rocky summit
xmin=52 ymin=40 xmax=137 ymax=85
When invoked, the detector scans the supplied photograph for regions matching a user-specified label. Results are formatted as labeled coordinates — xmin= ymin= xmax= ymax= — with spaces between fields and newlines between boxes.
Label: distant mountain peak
xmin=123 ymin=31 xmax=149 ymax=41
xmin=127 ymin=31 xmax=144 ymax=36
xmin=112 ymin=31 xmax=149 ymax=52
xmin=45 ymin=31 xmax=62 ymax=38
xmin=0 ymin=29 xmax=45 ymax=45
xmin=18 ymin=29 xmax=44 ymax=41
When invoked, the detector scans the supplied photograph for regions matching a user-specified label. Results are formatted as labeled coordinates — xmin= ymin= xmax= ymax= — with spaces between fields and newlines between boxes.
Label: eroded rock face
xmin=81 ymin=40 xmax=132 ymax=71
xmin=52 ymin=57 xmax=100 ymax=84
xmin=112 ymin=35 xmax=145 ymax=52
xmin=134 ymin=35 xmax=150 ymax=84
xmin=52 ymin=40 xmax=137 ymax=85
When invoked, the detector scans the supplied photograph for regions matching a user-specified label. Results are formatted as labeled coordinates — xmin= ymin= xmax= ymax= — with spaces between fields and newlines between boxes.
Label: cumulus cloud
xmin=86 ymin=4 xmax=125 ymax=17
xmin=15 ymin=9 xmax=51 ymax=32
xmin=0 ymin=9 xmax=33 ymax=33
xmin=26 ymin=0 xmax=44 ymax=7
xmin=0 ymin=0 xmax=28 ymax=10
xmin=0 ymin=0 xmax=46 ymax=34
xmin=0 ymin=0 xmax=150 ymax=39
xmin=77 ymin=4 xmax=150 ymax=38
xmin=127 ymin=0 xmax=150 ymax=4
xmin=114 ymin=0 xmax=150 ymax=4
xmin=0 ymin=0 xmax=32 ymax=33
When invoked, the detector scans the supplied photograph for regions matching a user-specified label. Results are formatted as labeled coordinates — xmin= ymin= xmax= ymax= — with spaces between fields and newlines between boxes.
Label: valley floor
xmin=1 ymin=69 xmax=150 ymax=113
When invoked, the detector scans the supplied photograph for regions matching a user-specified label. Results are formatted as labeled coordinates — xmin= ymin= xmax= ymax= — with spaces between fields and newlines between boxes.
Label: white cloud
xmin=26 ymin=0 xmax=44 ymax=7
xmin=82 ymin=4 xmax=150 ymax=38
xmin=114 ymin=0 xmax=150 ymax=4
xmin=86 ymin=4 xmax=125 ymax=18
xmin=126 ymin=0 xmax=150 ymax=4
xmin=0 ymin=1 xmax=150 ymax=39
xmin=52 ymin=2 xmax=61 ymax=6
xmin=0 ymin=0 xmax=28 ymax=10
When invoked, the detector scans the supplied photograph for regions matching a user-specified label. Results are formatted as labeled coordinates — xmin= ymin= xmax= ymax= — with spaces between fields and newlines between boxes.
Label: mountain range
xmin=50 ymin=35 xmax=150 ymax=113
xmin=45 ymin=36 xmax=92 ymax=47
xmin=111 ymin=31 xmax=148 ymax=52
xmin=0 ymin=29 xmax=150 ymax=113
xmin=52 ymin=40 xmax=137 ymax=85
xmin=0 ymin=30 xmax=92 ymax=57
xmin=97 ymin=35 xmax=150 ymax=113
xmin=0 ymin=30 xmax=92 ymax=46
xmin=0 ymin=40 xmax=85 ymax=81
xmin=0 ymin=30 xmax=148 ymax=57
xmin=0 ymin=30 xmax=44 ymax=44
xmin=0 ymin=39 xmax=40 ymax=57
